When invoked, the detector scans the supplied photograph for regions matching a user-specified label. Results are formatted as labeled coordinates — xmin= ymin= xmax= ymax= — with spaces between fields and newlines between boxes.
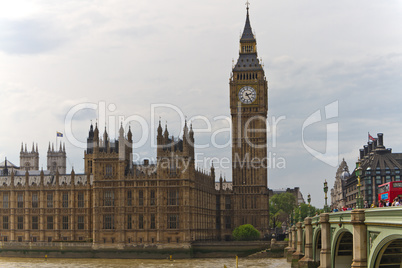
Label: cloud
xmin=0 ymin=18 xmax=67 ymax=54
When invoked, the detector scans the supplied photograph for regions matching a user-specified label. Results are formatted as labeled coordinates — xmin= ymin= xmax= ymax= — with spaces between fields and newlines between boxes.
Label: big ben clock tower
xmin=230 ymin=4 xmax=269 ymax=233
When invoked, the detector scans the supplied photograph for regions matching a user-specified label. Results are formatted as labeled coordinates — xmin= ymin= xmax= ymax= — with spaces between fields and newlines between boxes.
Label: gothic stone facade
xmin=0 ymin=7 xmax=269 ymax=246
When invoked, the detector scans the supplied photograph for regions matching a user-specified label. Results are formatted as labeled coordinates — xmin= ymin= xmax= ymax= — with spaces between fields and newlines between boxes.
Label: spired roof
xmin=240 ymin=7 xmax=256 ymax=42
xmin=233 ymin=5 xmax=263 ymax=72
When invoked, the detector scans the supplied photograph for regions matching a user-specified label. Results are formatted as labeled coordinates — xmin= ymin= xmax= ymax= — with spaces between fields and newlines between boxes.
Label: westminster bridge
xmin=285 ymin=207 xmax=402 ymax=268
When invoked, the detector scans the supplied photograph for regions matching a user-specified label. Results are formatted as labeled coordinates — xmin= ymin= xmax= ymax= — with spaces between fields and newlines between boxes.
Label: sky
xmin=0 ymin=0 xmax=402 ymax=207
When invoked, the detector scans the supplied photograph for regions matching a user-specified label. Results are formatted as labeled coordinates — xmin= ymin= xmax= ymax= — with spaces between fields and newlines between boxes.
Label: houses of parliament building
xmin=0 ymin=6 xmax=269 ymax=248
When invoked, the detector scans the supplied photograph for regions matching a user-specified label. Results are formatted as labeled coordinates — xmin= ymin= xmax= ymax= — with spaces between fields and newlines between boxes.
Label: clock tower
xmin=230 ymin=5 xmax=269 ymax=233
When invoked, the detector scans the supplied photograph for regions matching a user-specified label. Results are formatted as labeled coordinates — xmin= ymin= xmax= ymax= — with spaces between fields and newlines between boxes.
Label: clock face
xmin=238 ymin=86 xmax=257 ymax=104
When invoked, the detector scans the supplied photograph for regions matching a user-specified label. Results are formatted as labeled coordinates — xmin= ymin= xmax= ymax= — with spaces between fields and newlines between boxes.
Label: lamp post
xmin=356 ymin=161 xmax=364 ymax=209
xmin=289 ymin=213 xmax=292 ymax=228
xmin=307 ymin=194 xmax=311 ymax=217
xmin=298 ymin=204 xmax=302 ymax=222
xmin=324 ymin=180 xmax=329 ymax=212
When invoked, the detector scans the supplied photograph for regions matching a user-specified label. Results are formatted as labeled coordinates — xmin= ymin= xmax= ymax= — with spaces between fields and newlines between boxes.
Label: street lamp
xmin=298 ymin=204 xmax=302 ymax=222
xmin=307 ymin=194 xmax=311 ymax=217
xmin=324 ymin=180 xmax=329 ymax=212
xmin=355 ymin=161 xmax=364 ymax=209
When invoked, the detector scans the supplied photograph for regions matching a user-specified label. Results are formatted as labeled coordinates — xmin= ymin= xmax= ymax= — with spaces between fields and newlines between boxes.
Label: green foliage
xmin=269 ymin=193 xmax=322 ymax=227
xmin=270 ymin=193 xmax=296 ymax=215
xmin=270 ymin=193 xmax=296 ymax=228
xmin=232 ymin=224 xmax=261 ymax=241
xmin=298 ymin=203 xmax=320 ymax=221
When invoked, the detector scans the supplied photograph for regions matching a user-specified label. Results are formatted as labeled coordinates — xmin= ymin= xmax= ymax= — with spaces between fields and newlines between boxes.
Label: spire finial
xmin=246 ymin=0 xmax=250 ymax=10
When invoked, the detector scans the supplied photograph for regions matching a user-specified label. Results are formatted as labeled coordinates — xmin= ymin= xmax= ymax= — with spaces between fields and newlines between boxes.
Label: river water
xmin=0 ymin=257 xmax=290 ymax=267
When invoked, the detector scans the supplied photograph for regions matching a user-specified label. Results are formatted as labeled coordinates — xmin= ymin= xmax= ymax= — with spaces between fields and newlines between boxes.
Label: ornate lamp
xmin=356 ymin=161 xmax=364 ymax=209
xmin=324 ymin=180 xmax=329 ymax=212
xmin=307 ymin=194 xmax=311 ymax=217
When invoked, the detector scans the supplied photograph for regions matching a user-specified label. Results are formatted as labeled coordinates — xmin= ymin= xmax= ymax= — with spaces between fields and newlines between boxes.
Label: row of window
xmin=103 ymin=214 xmax=178 ymax=230
xmin=366 ymin=168 xmax=400 ymax=176
xmin=347 ymin=175 xmax=402 ymax=195
xmin=347 ymin=193 xmax=357 ymax=202
xmin=101 ymin=237 xmax=179 ymax=244
xmin=103 ymin=189 xmax=178 ymax=207
xmin=2 ymin=215 xmax=85 ymax=230
xmin=1 ymin=236 xmax=85 ymax=243
xmin=2 ymin=192 xmax=85 ymax=209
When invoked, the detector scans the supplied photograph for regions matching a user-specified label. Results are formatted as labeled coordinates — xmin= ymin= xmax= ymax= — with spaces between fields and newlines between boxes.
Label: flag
xmin=368 ymin=132 xmax=375 ymax=141
xmin=57 ymin=132 xmax=63 ymax=137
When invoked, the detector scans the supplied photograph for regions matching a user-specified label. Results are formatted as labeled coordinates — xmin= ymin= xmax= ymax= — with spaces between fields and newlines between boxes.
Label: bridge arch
xmin=332 ymin=229 xmax=353 ymax=268
xmin=312 ymin=227 xmax=321 ymax=263
xmin=370 ymin=234 xmax=402 ymax=268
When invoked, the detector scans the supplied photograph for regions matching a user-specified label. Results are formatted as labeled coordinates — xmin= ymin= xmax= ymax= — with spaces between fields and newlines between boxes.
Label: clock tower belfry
xmin=230 ymin=5 xmax=269 ymax=233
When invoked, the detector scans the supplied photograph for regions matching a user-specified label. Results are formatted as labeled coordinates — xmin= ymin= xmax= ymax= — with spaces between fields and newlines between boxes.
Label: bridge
xmin=285 ymin=207 xmax=402 ymax=268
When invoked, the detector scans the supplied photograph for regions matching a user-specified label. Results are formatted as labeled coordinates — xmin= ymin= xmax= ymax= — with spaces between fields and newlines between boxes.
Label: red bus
xmin=378 ymin=181 xmax=402 ymax=203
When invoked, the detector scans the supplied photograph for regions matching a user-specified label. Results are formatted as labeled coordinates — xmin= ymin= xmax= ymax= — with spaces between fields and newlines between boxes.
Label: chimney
xmin=373 ymin=138 xmax=378 ymax=149
xmin=377 ymin=133 xmax=384 ymax=148
xmin=367 ymin=142 xmax=372 ymax=154
xmin=364 ymin=145 xmax=368 ymax=157
xmin=359 ymin=149 xmax=364 ymax=160
xmin=369 ymin=141 xmax=374 ymax=153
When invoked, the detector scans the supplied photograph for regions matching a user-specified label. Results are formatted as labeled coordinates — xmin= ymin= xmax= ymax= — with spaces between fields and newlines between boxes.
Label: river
xmin=0 ymin=257 xmax=290 ymax=267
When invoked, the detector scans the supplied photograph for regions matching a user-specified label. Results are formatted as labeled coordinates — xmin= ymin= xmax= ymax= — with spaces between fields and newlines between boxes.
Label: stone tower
xmin=20 ymin=142 xmax=39 ymax=171
xmin=229 ymin=5 xmax=269 ymax=233
xmin=47 ymin=142 xmax=67 ymax=174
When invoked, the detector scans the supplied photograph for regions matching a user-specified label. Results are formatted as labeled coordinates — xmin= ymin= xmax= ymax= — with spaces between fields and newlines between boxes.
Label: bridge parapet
xmin=286 ymin=208 xmax=402 ymax=268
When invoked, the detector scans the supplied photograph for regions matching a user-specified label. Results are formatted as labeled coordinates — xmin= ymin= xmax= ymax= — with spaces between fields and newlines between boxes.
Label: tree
xmin=270 ymin=193 xmax=296 ymax=228
xmin=297 ymin=203 xmax=321 ymax=221
xmin=232 ymin=224 xmax=261 ymax=241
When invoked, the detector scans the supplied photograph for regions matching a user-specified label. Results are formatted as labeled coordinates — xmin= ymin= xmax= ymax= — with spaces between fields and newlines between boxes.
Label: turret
xmin=118 ymin=123 xmax=126 ymax=160
xmin=183 ymin=120 xmax=189 ymax=153
xmin=211 ymin=162 xmax=215 ymax=181
xmin=93 ymin=123 xmax=99 ymax=145
xmin=47 ymin=141 xmax=67 ymax=174
xmin=189 ymin=123 xmax=194 ymax=144
xmin=164 ymin=123 xmax=169 ymax=143
xmin=157 ymin=120 xmax=164 ymax=156
xmin=3 ymin=157 xmax=8 ymax=176
xmin=127 ymin=126 xmax=133 ymax=143
xmin=87 ymin=123 xmax=94 ymax=154
xmin=103 ymin=127 xmax=109 ymax=151
xmin=157 ymin=120 xmax=163 ymax=137
xmin=20 ymin=142 xmax=39 ymax=171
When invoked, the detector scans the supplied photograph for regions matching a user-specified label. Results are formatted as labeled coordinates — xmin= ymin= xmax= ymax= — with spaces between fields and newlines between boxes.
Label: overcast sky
xmin=1 ymin=0 xmax=401 ymax=207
